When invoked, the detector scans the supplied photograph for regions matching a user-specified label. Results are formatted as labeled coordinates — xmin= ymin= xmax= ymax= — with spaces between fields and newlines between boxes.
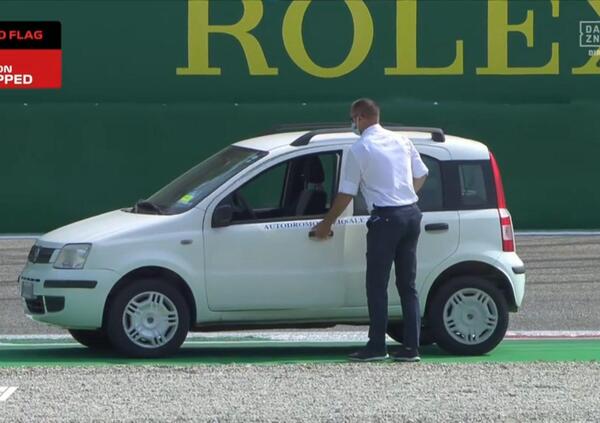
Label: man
xmin=310 ymin=98 xmax=429 ymax=362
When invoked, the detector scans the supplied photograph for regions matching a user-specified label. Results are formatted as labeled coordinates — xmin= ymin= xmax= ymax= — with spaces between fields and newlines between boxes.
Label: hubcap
xmin=443 ymin=288 xmax=498 ymax=345
xmin=122 ymin=291 xmax=179 ymax=349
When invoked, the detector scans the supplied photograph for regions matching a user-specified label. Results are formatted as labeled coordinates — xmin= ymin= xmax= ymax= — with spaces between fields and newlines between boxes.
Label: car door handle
xmin=425 ymin=223 xmax=449 ymax=232
xmin=309 ymin=230 xmax=334 ymax=238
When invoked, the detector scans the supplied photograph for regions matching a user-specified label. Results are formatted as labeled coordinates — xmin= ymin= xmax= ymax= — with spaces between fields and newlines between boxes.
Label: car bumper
xmin=495 ymin=252 xmax=526 ymax=309
xmin=19 ymin=265 xmax=119 ymax=329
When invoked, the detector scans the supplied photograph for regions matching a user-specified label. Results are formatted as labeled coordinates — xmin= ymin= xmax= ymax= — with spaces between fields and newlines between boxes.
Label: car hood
xmin=39 ymin=209 xmax=177 ymax=244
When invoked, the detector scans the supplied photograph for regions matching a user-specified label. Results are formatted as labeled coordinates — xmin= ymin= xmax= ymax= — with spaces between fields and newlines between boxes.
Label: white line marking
xmin=506 ymin=330 xmax=600 ymax=339
xmin=0 ymin=387 xmax=17 ymax=401
xmin=0 ymin=343 xmax=79 ymax=347
xmin=517 ymin=231 xmax=600 ymax=236
xmin=1 ymin=330 xmax=599 ymax=347
xmin=0 ymin=334 xmax=75 ymax=340
xmin=0 ymin=234 xmax=40 ymax=240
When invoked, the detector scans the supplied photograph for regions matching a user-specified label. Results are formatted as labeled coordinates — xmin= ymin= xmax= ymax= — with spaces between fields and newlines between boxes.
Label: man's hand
xmin=308 ymin=193 xmax=353 ymax=241
xmin=310 ymin=220 xmax=333 ymax=240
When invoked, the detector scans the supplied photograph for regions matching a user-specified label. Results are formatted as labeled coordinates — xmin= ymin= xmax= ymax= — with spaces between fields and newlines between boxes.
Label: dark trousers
xmin=365 ymin=204 xmax=423 ymax=351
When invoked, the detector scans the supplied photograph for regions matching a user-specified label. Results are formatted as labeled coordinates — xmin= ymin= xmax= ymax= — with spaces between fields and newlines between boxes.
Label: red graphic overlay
xmin=0 ymin=21 xmax=61 ymax=89
xmin=0 ymin=49 xmax=61 ymax=88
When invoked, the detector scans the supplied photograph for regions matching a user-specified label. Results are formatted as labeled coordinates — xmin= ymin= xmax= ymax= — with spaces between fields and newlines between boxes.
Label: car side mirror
xmin=212 ymin=204 xmax=233 ymax=228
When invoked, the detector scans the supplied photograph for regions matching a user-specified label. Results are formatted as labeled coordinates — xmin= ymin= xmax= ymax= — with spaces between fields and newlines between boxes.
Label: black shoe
xmin=391 ymin=347 xmax=421 ymax=362
xmin=347 ymin=347 xmax=388 ymax=362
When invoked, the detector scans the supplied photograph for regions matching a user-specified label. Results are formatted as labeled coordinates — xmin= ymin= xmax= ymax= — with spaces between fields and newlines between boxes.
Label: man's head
xmin=350 ymin=98 xmax=380 ymax=135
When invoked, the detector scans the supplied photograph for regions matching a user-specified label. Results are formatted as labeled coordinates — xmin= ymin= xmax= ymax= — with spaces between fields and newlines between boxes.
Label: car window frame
xmin=213 ymin=148 xmax=344 ymax=226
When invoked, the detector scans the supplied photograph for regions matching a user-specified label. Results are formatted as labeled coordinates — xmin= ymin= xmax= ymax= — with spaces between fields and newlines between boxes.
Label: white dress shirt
xmin=338 ymin=123 xmax=429 ymax=213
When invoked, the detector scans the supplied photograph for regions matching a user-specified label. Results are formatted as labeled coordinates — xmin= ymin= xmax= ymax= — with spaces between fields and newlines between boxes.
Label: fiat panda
xmin=19 ymin=125 xmax=526 ymax=357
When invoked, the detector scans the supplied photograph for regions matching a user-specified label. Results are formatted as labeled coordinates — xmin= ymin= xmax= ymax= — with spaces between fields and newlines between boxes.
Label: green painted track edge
xmin=0 ymin=339 xmax=599 ymax=368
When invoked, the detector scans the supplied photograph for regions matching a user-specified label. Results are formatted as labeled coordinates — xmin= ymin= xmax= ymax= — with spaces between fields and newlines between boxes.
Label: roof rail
xmin=290 ymin=127 xmax=351 ymax=147
xmin=290 ymin=125 xmax=445 ymax=146
xmin=387 ymin=126 xmax=445 ymax=142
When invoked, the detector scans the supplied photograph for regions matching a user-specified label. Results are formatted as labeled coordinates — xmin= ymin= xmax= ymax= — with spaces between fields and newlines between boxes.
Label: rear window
xmin=456 ymin=161 xmax=496 ymax=209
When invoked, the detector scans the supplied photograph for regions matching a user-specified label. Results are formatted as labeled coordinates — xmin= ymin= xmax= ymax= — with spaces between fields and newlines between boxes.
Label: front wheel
xmin=106 ymin=279 xmax=190 ymax=358
xmin=428 ymin=276 xmax=509 ymax=355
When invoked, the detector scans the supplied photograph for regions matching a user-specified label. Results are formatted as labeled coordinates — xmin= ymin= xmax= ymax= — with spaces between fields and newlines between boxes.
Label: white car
xmin=19 ymin=125 xmax=526 ymax=358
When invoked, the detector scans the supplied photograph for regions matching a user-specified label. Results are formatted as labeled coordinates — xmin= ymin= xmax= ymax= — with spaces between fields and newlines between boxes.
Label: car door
xmin=203 ymin=149 xmax=348 ymax=312
xmin=343 ymin=144 xmax=460 ymax=311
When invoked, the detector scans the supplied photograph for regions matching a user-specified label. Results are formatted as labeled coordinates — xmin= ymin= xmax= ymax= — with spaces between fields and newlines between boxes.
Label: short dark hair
xmin=351 ymin=98 xmax=380 ymax=118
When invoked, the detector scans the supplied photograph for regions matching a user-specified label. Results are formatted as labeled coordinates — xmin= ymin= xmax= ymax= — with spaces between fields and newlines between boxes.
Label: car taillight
xmin=489 ymin=151 xmax=506 ymax=209
xmin=499 ymin=208 xmax=515 ymax=252
xmin=490 ymin=151 xmax=515 ymax=252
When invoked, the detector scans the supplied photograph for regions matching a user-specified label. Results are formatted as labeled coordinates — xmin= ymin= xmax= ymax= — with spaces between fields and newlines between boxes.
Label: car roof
xmin=233 ymin=129 xmax=491 ymax=161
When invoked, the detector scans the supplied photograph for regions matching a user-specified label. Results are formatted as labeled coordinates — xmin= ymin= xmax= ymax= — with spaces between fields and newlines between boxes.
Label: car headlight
xmin=53 ymin=243 xmax=92 ymax=269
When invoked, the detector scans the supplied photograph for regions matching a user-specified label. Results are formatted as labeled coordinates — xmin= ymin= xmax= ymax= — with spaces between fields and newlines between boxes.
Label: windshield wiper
xmin=134 ymin=199 xmax=164 ymax=215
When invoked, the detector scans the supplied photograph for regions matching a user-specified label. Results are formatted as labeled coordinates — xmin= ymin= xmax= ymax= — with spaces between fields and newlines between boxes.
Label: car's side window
xmin=219 ymin=151 xmax=341 ymax=224
xmin=417 ymin=156 xmax=444 ymax=212
xmin=320 ymin=153 xmax=338 ymax=209
xmin=457 ymin=162 xmax=495 ymax=209
xmin=238 ymin=161 xmax=287 ymax=210
xmin=352 ymin=154 xmax=443 ymax=215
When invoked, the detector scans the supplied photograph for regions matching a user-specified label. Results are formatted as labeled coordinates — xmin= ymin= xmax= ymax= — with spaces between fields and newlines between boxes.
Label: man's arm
xmin=413 ymin=175 xmax=427 ymax=193
xmin=410 ymin=141 xmax=429 ymax=194
xmin=323 ymin=193 xmax=353 ymax=225
xmin=311 ymin=144 xmax=362 ymax=240
xmin=310 ymin=193 xmax=353 ymax=239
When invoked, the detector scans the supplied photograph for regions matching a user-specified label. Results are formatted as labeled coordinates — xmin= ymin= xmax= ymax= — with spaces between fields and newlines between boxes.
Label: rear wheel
xmin=428 ymin=276 xmax=508 ymax=355
xmin=386 ymin=322 xmax=435 ymax=346
xmin=106 ymin=279 xmax=190 ymax=358
xmin=68 ymin=328 xmax=111 ymax=350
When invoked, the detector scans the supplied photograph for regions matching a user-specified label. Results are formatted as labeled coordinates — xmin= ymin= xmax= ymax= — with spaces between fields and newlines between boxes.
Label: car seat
xmin=293 ymin=156 xmax=328 ymax=216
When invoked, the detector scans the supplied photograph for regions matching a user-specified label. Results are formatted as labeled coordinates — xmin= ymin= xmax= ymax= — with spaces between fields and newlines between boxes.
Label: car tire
xmin=386 ymin=322 xmax=435 ymax=346
xmin=106 ymin=278 xmax=190 ymax=358
xmin=68 ymin=328 xmax=112 ymax=350
xmin=428 ymin=276 xmax=508 ymax=356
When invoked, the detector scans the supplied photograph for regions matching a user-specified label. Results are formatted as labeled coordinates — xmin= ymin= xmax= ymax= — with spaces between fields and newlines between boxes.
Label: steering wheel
xmin=233 ymin=191 xmax=257 ymax=220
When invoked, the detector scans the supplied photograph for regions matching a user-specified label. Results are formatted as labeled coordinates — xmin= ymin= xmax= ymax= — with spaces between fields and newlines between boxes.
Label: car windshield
xmin=134 ymin=145 xmax=268 ymax=215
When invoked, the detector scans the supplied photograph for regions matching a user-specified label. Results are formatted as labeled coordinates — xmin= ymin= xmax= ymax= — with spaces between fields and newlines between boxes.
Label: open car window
xmin=218 ymin=151 xmax=341 ymax=224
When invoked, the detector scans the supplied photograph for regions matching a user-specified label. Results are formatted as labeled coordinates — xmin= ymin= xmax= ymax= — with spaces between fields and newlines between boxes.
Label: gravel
xmin=1 ymin=362 xmax=599 ymax=422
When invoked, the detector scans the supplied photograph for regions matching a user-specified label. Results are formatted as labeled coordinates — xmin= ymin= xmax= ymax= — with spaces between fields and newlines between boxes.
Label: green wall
xmin=1 ymin=0 xmax=599 ymax=232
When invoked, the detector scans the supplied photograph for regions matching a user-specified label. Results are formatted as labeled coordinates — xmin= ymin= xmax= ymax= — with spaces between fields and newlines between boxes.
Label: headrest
xmin=305 ymin=156 xmax=325 ymax=184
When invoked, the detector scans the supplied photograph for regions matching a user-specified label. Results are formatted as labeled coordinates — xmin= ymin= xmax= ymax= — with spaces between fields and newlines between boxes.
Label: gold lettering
xmin=177 ymin=0 xmax=277 ymax=76
xmin=477 ymin=0 xmax=559 ymax=75
xmin=385 ymin=0 xmax=463 ymax=75
xmin=282 ymin=0 xmax=373 ymax=78
xmin=573 ymin=0 xmax=600 ymax=74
